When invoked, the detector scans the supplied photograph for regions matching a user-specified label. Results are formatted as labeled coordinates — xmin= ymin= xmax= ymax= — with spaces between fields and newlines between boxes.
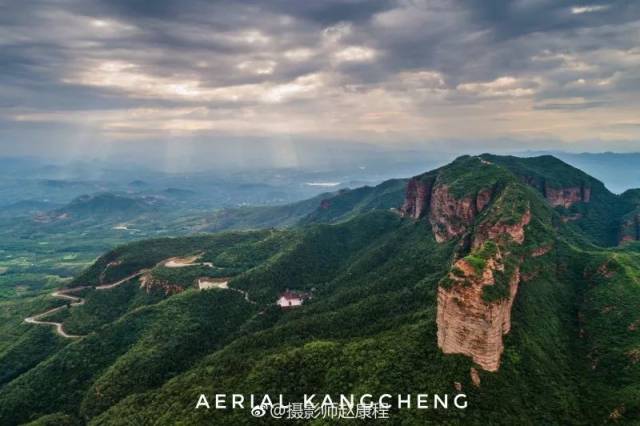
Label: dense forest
xmin=1 ymin=155 xmax=639 ymax=425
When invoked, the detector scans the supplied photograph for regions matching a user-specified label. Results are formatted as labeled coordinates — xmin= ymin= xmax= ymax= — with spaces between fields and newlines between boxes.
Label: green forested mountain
xmin=1 ymin=155 xmax=639 ymax=425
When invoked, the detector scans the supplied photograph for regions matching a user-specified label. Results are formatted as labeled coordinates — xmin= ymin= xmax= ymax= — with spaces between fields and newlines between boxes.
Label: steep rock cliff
xmin=544 ymin=184 xmax=591 ymax=208
xmin=618 ymin=189 xmax=640 ymax=245
xmin=400 ymin=176 xmax=434 ymax=219
xmin=428 ymin=185 xmax=493 ymax=243
xmin=437 ymin=255 xmax=520 ymax=372
xmin=481 ymin=155 xmax=594 ymax=209
xmin=519 ymin=178 xmax=591 ymax=208
xmin=400 ymin=174 xmax=494 ymax=243
xmin=436 ymin=208 xmax=530 ymax=372
xmin=472 ymin=208 xmax=531 ymax=249
xmin=399 ymin=159 xmax=556 ymax=371
xmin=619 ymin=213 xmax=640 ymax=244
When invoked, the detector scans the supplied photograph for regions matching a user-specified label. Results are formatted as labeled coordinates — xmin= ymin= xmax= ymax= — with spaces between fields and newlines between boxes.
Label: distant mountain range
xmin=1 ymin=154 xmax=639 ymax=424
xmin=523 ymin=151 xmax=640 ymax=193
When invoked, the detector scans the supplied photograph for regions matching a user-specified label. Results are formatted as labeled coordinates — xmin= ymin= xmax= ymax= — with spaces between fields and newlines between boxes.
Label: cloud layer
xmin=1 ymin=0 xmax=639 ymax=152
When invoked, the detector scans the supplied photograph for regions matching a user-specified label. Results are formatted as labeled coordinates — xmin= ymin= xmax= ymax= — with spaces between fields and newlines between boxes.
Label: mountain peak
xmin=399 ymin=156 xmax=553 ymax=371
xmin=400 ymin=155 xmax=522 ymax=242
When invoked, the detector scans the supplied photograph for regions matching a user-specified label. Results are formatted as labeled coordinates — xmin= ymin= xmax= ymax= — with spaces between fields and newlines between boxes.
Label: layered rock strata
xmin=400 ymin=177 xmax=493 ymax=243
xmin=545 ymin=184 xmax=591 ymax=208
xmin=400 ymin=172 xmax=533 ymax=372
xmin=436 ymin=247 xmax=522 ymax=372
xmin=400 ymin=177 xmax=434 ymax=220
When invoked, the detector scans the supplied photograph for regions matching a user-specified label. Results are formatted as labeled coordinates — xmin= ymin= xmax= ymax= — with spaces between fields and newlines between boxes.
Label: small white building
xmin=277 ymin=290 xmax=309 ymax=308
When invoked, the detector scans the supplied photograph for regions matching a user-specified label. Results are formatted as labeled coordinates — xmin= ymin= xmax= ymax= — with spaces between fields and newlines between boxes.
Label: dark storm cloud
xmin=88 ymin=0 xmax=396 ymax=24
xmin=0 ymin=0 xmax=639 ymax=150
xmin=477 ymin=0 xmax=639 ymax=34
xmin=360 ymin=0 xmax=640 ymax=80
xmin=249 ymin=0 xmax=397 ymax=24
xmin=90 ymin=0 xmax=193 ymax=19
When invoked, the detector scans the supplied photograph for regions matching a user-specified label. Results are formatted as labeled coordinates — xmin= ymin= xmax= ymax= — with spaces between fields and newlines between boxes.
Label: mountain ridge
xmin=2 ymin=154 xmax=639 ymax=425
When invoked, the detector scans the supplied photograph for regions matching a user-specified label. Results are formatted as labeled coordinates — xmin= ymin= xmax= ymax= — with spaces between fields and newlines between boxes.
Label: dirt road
xmin=24 ymin=271 xmax=144 ymax=339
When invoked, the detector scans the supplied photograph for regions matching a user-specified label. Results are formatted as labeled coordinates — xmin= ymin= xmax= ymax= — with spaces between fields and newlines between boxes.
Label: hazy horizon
xmin=3 ymin=149 xmax=640 ymax=195
xmin=1 ymin=0 xmax=639 ymax=163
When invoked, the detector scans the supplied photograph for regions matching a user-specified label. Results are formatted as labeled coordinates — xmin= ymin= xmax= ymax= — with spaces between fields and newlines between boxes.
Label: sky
xmin=1 ymin=0 xmax=639 ymax=168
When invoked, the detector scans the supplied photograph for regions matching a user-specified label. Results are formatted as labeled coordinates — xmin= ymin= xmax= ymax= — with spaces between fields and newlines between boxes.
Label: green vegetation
xmin=0 ymin=295 xmax=70 ymax=384
xmin=482 ymin=254 xmax=519 ymax=303
xmin=299 ymin=178 xmax=406 ymax=224
xmin=463 ymin=254 xmax=486 ymax=274
xmin=70 ymin=230 xmax=281 ymax=287
xmin=59 ymin=280 xmax=164 ymax=336
xmin=1 ymin=155 xmax=640 ymax=424
xmin=0 ymin=289 xmax=257 ymax=425
xmin=148 ymin=265 xmax=229 ymax=289
xmin=483 ymin=154 xmax=634 ymax=246
xmin=0 ymin=188 xmax=330 ymax=302
xmin=480 ymin=154 xmax=595 ymax=188
xmin=435 ymin=156 xmax=512 ymax=198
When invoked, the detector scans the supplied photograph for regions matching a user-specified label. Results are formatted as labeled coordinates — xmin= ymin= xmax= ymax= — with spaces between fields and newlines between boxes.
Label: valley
xmin=0 ymin=164 xmax=347 ymax=300
xmin=4 ymin=1 xmax=639 ymax=423
xmin=0 ymin=155 xmax=638 ymax=424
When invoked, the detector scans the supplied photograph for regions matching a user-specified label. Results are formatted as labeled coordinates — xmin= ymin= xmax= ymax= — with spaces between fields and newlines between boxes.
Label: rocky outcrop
xmin=429 ymin=186 xmax=484 ymax=243
xmin=618 ymin=213 xmax=640 ymax=244
xmin=400 ymin=170 xmax=531 ymax=371
xmin=400 ymin=177 xmax=494 ymax=243
xmin=531 ymin=244 xmax=552 ymax=257
xmin=594 ymin=260 xmax=617 ymax=279
xmin=476 ymin=189 xmax=493 ymax=212
xmin=518 ymin=175 xmax=591 ymax=208
xmin=140 ymin=273 xmax=185 ymax=296
xmin=400 ymin=177 xmax=434 ymax=219
xmin=437 ymin=209 xmax=530 ymax=372
xmin=544 ymin=184 xmax=591 ymax=208
xmin=437 ymin=254 xmax=521 ymax=372
xmin=472 ymin=209 xmax=531 ymax=249
xmin=470 ymin=367 xmax=481 ymax=387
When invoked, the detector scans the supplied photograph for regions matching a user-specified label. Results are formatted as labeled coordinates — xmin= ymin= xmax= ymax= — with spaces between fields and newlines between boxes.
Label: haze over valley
xmin=1 ymin=0 xmax=640 ymax=424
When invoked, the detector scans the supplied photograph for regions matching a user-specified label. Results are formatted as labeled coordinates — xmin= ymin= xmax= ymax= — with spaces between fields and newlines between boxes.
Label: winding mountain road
xmin=24 ymin=271 xmax=144 ymax=339
xmin=24 ymin=257 xmax=260 ymax=338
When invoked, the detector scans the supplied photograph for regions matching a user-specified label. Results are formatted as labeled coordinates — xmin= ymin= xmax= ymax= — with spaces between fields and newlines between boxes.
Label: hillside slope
xmin=1 ymin=155 xmax=639 ymax=425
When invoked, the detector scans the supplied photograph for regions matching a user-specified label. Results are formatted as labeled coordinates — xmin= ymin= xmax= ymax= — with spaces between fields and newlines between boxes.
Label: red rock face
xmin=140 ymin=274 xmax=184 ymax=296
xmin=476 ymin=189 xmax=493 ymax=212
xmin=428 ymin=186 xmax=495 ymax=243
xmin=401 ymin=179 xmax=494 ymax=243
xmin=437 ymin=256 xmax=521 ymax=372
xmin=531 ymin=245 xmax=552 ymax=257
xmin=470 ymin=367 xmax=481 ymax=387
xmin=400 ymin=177 xmax=434 ymax=219
xmin=472 ymin=209 xmax=531 ymax=249
xmin=437 ymin=209 xmax=530 ymax=372
xmin=545 ymin=184 xmax=591 ymax=208
xmin=429 ymin=185 xmax=478 ymax=243
xmin=618 ymin=214 xmax=640 ymax=245
xmin=319 ymin=199 xmax=331 ymax=210
xmin=400 ymin=175 xmax=532 ymax=371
